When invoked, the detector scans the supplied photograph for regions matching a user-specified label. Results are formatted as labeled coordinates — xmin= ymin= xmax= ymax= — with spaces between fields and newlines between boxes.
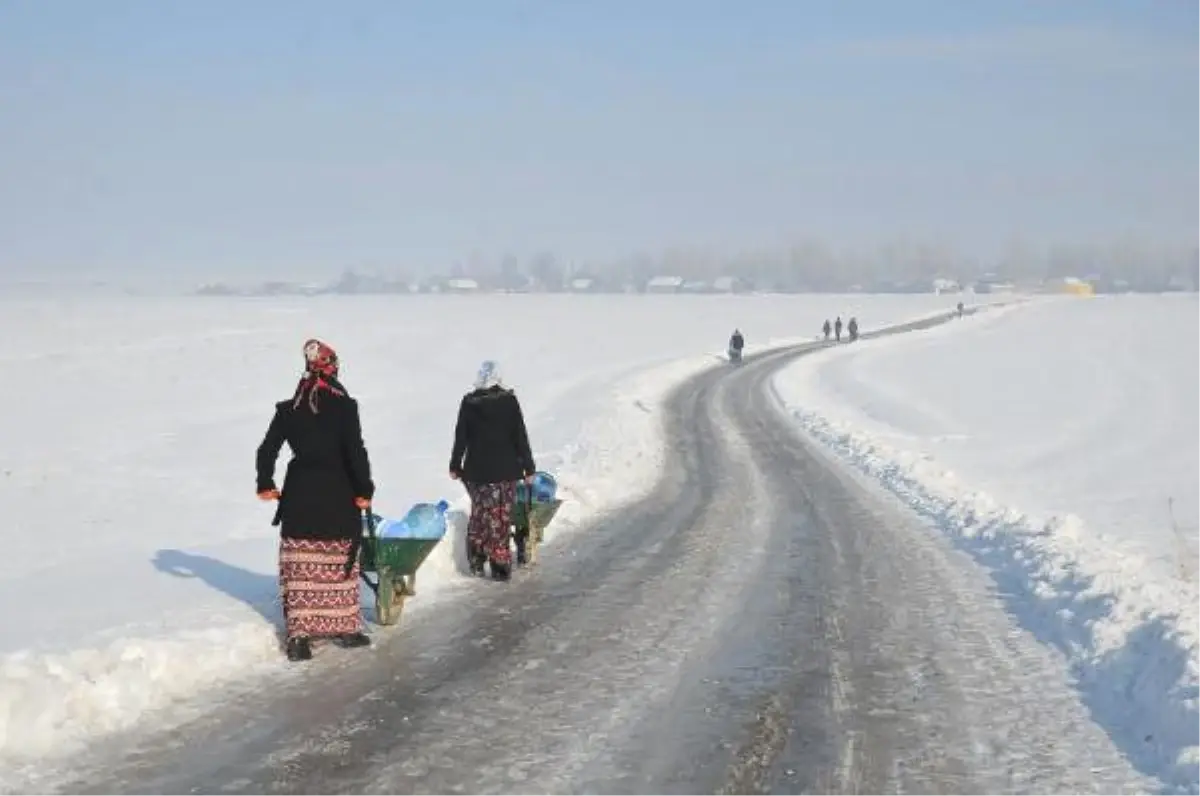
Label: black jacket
xmin=256 ymin=392 xmax=375 ymax=540
xmin=730 ymin=333 xmax=744 ymax=351
xmin=449 ymin=386 xmax=535 ymax=485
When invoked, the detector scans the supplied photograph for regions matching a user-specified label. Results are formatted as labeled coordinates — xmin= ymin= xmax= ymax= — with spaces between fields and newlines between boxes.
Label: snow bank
xmin=771 ymin=295 xmax=1200 ymax=793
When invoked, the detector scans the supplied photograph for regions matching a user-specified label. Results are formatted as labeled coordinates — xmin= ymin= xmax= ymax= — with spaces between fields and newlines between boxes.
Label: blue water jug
xmin=532 ymin=472 xmax=557 ymax=502
xmin=376 ymin=499 xmax=450 ymax=540
xmin=517 ymin=471 xmax=557 ymax=504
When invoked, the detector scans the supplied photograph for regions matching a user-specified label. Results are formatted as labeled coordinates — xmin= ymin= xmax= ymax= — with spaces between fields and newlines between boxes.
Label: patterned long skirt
xmin=466 ymin=481 xmax=517 ymax=565
xmin=278 ymin=537 xmax=363 ymax=640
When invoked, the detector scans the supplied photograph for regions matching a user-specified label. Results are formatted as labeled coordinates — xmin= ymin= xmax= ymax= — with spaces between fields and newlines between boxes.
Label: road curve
xmin=60 ymin=307 xmax=1146 ymax=795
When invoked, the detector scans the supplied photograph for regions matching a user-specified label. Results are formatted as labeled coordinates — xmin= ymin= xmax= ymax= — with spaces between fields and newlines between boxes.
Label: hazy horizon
xmin=1 ymin=0 xmax=1196 ymax=284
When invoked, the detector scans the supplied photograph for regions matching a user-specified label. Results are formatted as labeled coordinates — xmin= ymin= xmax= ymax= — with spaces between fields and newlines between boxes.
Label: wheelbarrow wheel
xmin=527 ymin=518 xmax=542 ymax=566
xmin=379 ymin=592 xmax=406 ymax=625
xmin=374 ymin=567 xmax=408 ymax=626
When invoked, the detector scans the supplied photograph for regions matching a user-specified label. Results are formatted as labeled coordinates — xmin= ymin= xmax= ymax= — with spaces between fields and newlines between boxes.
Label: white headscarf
xmin=474 ymin=359 xmax=504 ymax=390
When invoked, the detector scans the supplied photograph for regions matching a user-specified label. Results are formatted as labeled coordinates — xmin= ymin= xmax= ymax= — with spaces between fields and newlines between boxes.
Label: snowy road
xmin=61 ymin=309 xmax=1149 ymax=795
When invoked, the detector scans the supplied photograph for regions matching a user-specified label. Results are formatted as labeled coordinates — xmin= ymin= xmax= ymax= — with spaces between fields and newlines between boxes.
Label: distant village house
xmin=645 ymin=275 xmax=684 ymax=293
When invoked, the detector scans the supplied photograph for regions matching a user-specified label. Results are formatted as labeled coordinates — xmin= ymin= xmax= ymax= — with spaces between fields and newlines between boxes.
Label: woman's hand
xmin=354 ymin=497 xmax=371 ymax=510
xmin=257 ymin=489 xmax=281 ymax=501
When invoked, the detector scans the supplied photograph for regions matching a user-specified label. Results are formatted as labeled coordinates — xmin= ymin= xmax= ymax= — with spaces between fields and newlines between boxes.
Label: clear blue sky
xmin=0 ymin=0 xmax=1195 ymax=280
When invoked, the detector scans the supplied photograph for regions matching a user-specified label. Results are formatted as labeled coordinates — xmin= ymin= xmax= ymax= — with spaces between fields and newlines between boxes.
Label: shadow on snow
xmin=152 ymin=548 xmax=280 ymax=629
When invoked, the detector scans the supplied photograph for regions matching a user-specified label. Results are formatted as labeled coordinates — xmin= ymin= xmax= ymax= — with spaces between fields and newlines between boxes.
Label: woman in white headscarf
xmin=448 ymin=360 xmax=535 ymax=580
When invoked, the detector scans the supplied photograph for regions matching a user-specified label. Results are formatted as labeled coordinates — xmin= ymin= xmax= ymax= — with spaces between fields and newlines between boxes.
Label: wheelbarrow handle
xmin=345 ymin=507 xmax=376 ymax=580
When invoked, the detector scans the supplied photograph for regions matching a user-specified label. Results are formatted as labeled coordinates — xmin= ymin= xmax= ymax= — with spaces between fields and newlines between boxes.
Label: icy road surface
xmin=59 ymin=309 xmax=1150 ymax=795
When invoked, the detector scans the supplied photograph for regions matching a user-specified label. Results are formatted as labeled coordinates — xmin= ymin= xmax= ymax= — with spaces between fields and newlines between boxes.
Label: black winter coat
xmin=256 ymin=392 xmax=375 ymax=540
xmin=449 ymin=386 xmax=535 ymax=485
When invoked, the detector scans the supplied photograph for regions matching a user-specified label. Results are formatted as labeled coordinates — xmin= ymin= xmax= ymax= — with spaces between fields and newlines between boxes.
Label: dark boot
xmin=335 ymin=632 xmax=371 ymax=649
xmin=286 ymin=637 xmax=313 ymax=662
xmin=490 ymin=559 xmax=512 ymax=581
xmin=466 ymin=539 xmax=487 ymax=576
xmin=514 ymin=531 xmax=528 ymax=567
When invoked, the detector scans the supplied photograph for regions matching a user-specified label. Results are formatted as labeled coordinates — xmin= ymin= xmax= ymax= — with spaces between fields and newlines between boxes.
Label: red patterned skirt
xmin=278 ymin=537 xmax=363 ymax=640
xmin=466 ymin=481 xmax=517 ymax=565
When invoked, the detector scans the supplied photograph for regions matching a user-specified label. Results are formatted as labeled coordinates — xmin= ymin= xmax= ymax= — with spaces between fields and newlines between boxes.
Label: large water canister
xmin=517 ymin=471 xmax=557 ymax=504
xmin=376 ymin=499 xmax=450 ymax=539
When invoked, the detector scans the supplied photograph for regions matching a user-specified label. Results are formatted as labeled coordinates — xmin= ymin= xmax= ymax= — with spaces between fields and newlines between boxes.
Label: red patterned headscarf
xmin=293 ymin=338 xmax=345 ymax=413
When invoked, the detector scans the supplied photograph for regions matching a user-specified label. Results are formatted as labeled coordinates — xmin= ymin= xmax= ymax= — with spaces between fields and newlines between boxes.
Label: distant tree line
xmin=440 ymin=238 xmax=1199 ymax=292
xmin=196 ymin=237 xmax=1199 ymax=296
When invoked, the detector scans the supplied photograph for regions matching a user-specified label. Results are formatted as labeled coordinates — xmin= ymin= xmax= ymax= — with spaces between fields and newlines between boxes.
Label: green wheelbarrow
xmin=512 ymin=473 xmax=564 ymax=567
xmin=356 ymin=502 xmax=448 ymax=626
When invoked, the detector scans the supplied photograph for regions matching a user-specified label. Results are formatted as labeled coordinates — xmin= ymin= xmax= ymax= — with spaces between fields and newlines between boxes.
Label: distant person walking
xmin=450 ymin=360 xmax=536 ymax=581
xmin=728 ymin=328 xmax=744 ymax=361
xmin=834 ymin=316 xmax=843 ymax=342
xmin=847 ymin=317 xmax=859 ymax=342
xmin=822 ymin=319 xmax=832 ymax=340
xmin=256 ymin=339 xmax=375 ymax=662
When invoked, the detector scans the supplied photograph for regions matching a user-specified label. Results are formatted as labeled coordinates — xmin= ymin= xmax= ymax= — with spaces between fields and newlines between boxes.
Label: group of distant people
xmin=255 ymin=340 xmax=536 ymax=662
xmin=822 ymin=316 xmax=858 ymax=343
xmin=726 ymin=314 xmax=864 ymax=363
xmin=731 ymin=301 xmax=972 ymax=363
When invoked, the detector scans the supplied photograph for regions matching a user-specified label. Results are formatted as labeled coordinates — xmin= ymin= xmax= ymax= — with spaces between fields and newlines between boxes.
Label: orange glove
xmin=257 ymin=489 xmax=281 ymax=501
xmin=354 ymin=497 xmax=371 ymax=510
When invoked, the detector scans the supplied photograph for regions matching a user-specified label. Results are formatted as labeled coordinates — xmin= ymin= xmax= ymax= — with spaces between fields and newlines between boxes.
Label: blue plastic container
xmin=374 ymin=499 xmax=450 ymax=540
xmin=516 ymin=471 xmax=558 ymax=505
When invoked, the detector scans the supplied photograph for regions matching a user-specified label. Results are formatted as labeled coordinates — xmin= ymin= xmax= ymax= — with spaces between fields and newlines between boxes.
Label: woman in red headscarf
xmin=256 ymin=339 xmax=375 ymax=662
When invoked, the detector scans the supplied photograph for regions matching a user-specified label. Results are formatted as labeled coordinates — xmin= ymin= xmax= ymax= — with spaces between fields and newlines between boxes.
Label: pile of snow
xmin=771 ymin=295 xmax=1199 ymax=793
xmin=0 ymin=292 xmax=971 ymax=781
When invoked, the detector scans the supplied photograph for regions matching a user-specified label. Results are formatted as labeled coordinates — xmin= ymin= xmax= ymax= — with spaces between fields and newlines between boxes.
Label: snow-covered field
xmin=0 ymin=291 xmax=966 ymax=784
xmin=772 ymin=294 xmax=1200 ymax=794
